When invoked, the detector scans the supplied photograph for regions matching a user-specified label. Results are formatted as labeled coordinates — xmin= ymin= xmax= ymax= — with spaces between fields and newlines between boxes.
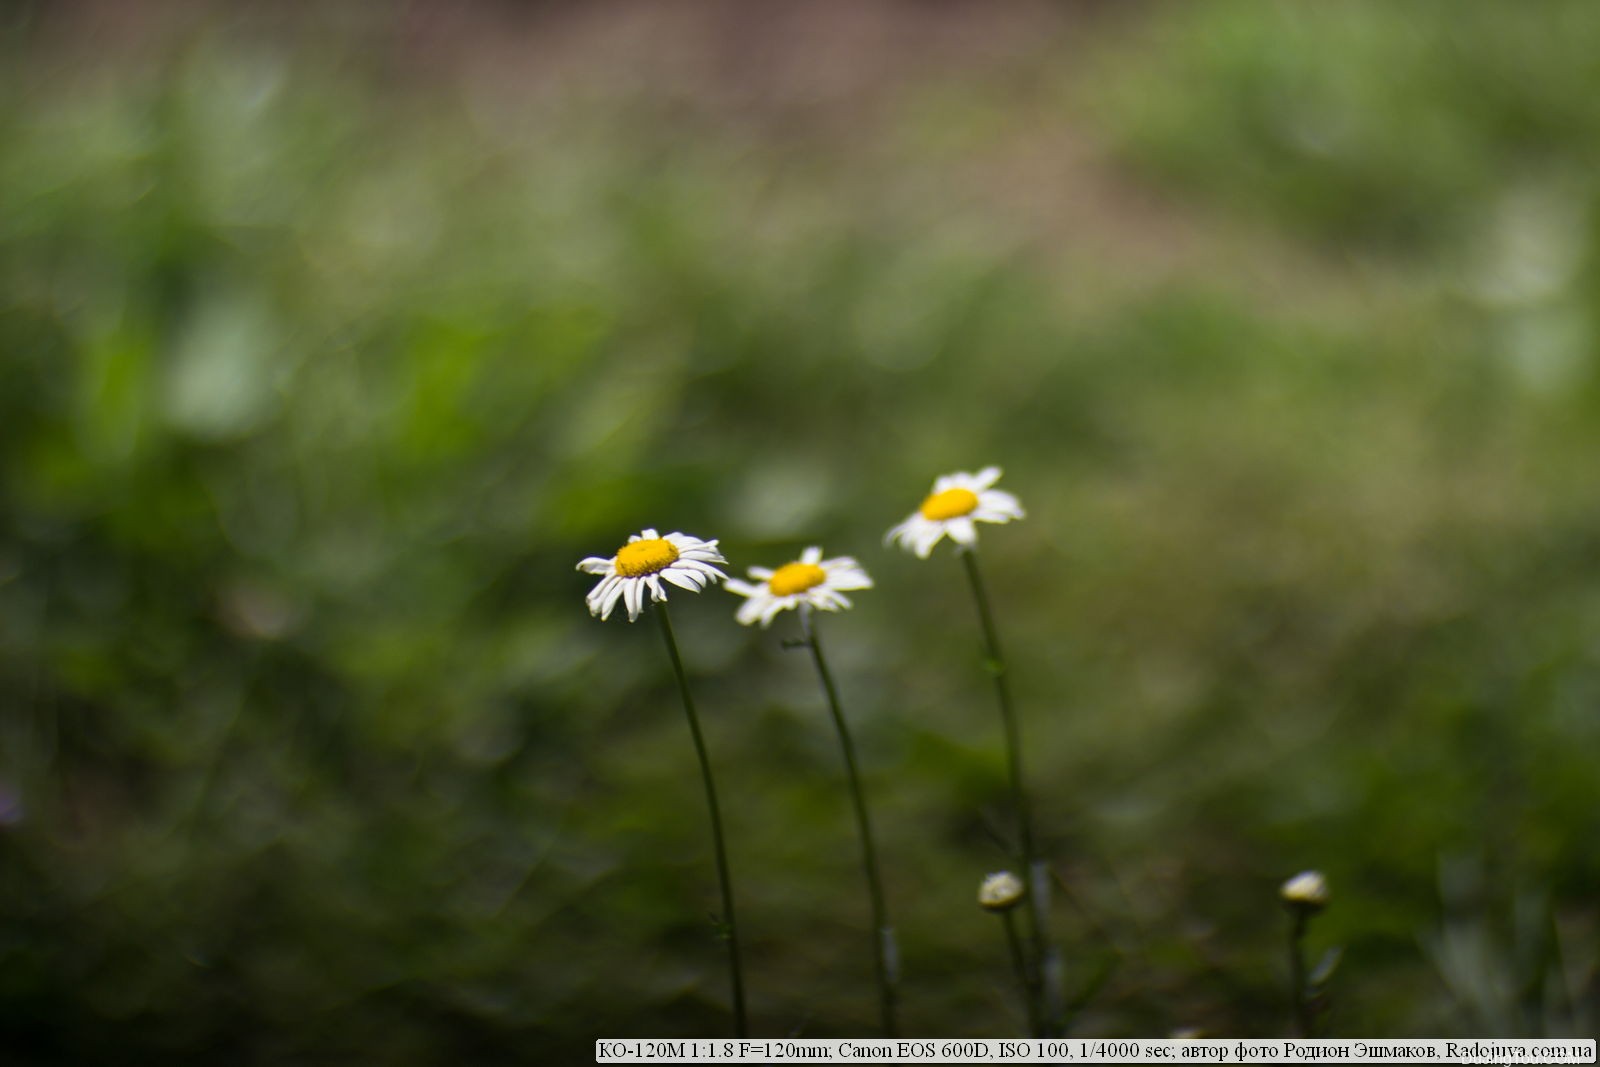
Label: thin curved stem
xmin=656 ymin=602 xmax=748 ymax=1037
xmin=959 ymin=547 xmax=1052 ymax=1035
xmin=799 ymin=607 xmax=899 ymax=1036
xmin=1001 ymin=909 xmax=1043 ymax=1038
xmin=1289 ymin=909 xmax=1311 ymax=1037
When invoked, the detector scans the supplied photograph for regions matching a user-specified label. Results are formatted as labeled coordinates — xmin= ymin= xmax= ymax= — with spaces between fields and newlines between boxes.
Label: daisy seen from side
xmin=884 ymin=466 xmax=1024 ymax=558
xmin=577 ymin=528 xmax=727 ymax=622
xmin=724 ymin=546 xmax=873 ymax=628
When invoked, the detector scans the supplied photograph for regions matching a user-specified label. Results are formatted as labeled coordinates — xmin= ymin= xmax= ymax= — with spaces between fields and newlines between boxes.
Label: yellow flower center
xmin=614 ymin=538 xmax=680 ymax=577
xmin=768 ymin=561 xmax=827 ymax=597
xmin=919 ymin=487 xmax=979 ymax=521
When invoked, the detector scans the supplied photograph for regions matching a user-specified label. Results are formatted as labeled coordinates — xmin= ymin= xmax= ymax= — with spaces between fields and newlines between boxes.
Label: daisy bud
xmin=978 ymin=871 xmax=1025 ymax=912
xmin=1280 ymin=870 xmax=1330 ymax=912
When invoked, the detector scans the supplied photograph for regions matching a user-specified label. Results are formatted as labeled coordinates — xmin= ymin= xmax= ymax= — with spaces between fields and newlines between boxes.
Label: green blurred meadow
xmin=3 ymin=1 xmax=1600 ymax=1059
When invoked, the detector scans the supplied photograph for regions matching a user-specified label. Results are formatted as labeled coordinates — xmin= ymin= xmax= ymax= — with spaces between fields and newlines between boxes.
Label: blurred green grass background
xmin=3 ymin=1 xmax=1600 ymax=1059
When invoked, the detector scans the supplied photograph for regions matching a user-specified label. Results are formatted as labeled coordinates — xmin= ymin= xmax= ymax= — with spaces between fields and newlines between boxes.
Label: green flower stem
xmin=655 ymin=602 xmax=748 ymax=1037
xmin=1000 ymin=909 xmax=1043 ymax=1038
xmin=1289 ymin=908 xmax=1312 ymax=1037
xmin=798 ymin=607 xmax=899 ymax=1037
xmin=959 ymin=546 xmax=1053 ymax=1035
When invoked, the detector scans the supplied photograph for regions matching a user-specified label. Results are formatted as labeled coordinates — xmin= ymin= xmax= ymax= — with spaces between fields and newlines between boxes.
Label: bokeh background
xmin=4 ymin=0 xmax=1600 ymax=1060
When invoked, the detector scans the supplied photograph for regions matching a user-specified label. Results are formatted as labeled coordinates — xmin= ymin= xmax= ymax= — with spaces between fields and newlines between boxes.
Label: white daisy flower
xmin=577 ymin=528 xmax=727 ymax=622
xmin=885 ymin=466 xmax=1024 ymax=558
xmin=724 ymin=546 xmax=873 ymax=628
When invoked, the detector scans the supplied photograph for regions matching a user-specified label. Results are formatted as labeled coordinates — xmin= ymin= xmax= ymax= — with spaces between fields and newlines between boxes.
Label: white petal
xmin=748 ymin=566 xmax=775 ymax=581
xmin=586 ymin=574 xmax=618 ymax=612
xmin=801 ymin=546 xmax=822 ymax=565
xmin=594 ymin=580 xmax=625 ymax=621
xmin=676 ymin=558 xmax=726 ymax=579
xmin=735 ymin=597 xmax=766 ymax=626
xmin=973 ymin=466 xmax=1003 ymax=490
xmin=827 ymin=568 xmax=873 ymax=591
xmin=932 ymin=473 xmax=958 ymax=493
xmin=977 ymin=488 xmax=1024 ymax=520
xmin=813 ymin=590 xmax=851 ymax=611
xmin=759 ymin=598 xmax=791 ymax=627
xmin=885 ymin=515 xmax=918 ymax=548
xmin=666 ymin=568 xmax=708 ymax=592
xmin=646 ymin=575 xmax=667 ymax=602
xmin=948 ymin=517 xmax=978 ymax=545
xmin=941 ymin=472 xmax=982 ymax=492
xmin=624 ymin=579 xmax=645 ymax=621
xmin=577 ymin=556 xmax=614 ymax=574
xmin=667 ymin=562 xmax=708 ymax=584
xmin=667 ymin=533 xmax=726 ymax=565
xmin=723 ymin=578 xmax=761 ymax=598
xmin=913 ymin=526 xmax=944 ymax=558
xmin=892 ymin=515 xmax=943 ymax=556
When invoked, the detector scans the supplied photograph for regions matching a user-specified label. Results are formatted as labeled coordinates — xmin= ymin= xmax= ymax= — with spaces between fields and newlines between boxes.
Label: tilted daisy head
xmin=576 ymin=528 xmax=727 ymax=622
xmin=724 ymin=546 xmax=873 ymax=628
xmin=885 ymin=466 xmax=1024 ymax=559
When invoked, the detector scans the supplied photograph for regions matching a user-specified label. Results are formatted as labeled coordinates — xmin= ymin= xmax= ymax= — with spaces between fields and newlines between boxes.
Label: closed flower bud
xmin=1280 ymin=870 xmax=1330 ymax=911
xmin=978 ymin=871 xmax=1025 ymax=912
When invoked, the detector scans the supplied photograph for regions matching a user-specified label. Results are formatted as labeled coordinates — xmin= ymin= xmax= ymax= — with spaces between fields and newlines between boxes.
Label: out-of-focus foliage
xmin=2 ymin=2 xmax=1599 ymax=1060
